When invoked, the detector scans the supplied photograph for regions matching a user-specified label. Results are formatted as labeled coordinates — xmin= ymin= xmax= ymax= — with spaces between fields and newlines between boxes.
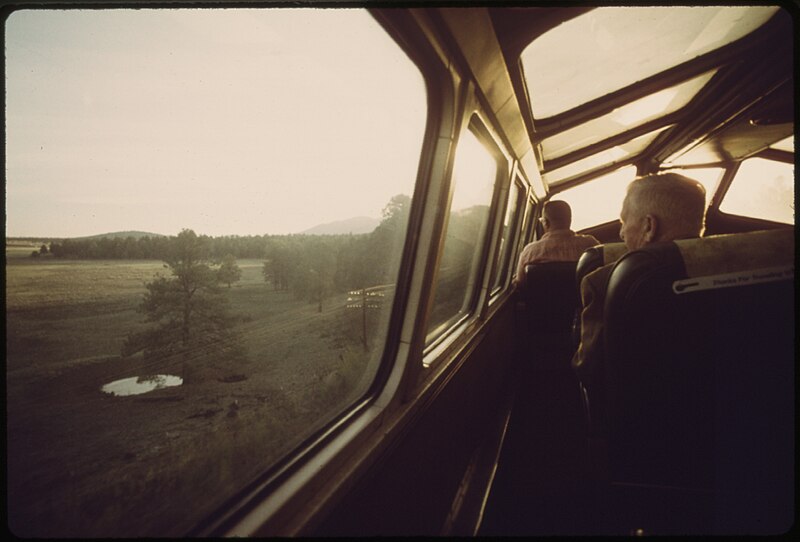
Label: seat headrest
xmin=576 ymin=242 xmax=627 ymax=285
xmin=600 ymin=242 xmax=627 ymax=265
xmin=522 ymin=261 xmax=579 ymax=292
xmin=674 ymin=228 xmax=794 ymax=278
xmin=608 ymin=229 xmax=795 ymax=297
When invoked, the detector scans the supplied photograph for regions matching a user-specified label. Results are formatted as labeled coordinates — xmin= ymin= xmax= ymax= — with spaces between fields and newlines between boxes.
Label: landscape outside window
xmin=5 ymin=8 xmax=426 ymax=537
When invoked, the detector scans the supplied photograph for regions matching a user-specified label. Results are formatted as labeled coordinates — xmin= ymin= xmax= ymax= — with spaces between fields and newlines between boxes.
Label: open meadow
xmin=6 ymin=249 xmax=384 ymax=537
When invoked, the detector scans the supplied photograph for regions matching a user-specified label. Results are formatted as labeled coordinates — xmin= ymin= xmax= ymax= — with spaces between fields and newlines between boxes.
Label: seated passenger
xmin=513 ymin=200 xmax=599 ymax=287
xmin=571 ymin=173 xmax=706 ymax=382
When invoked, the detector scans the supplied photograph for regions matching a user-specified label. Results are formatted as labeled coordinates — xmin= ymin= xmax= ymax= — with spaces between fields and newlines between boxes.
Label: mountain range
xmin=299 ymin=216 xmax=380 ymax=235
xmin=7 ymin=218 xmax=382 ymax=242
xmin=71 ymin=231 xmax=167 ymax=240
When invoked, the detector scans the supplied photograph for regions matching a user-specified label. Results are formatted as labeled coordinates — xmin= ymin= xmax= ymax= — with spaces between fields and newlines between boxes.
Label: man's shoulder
xmin=583 ymin=262 xmax=614 ymax=289
xmin=576 ymin=233 xmax=600 ymax=244
xmin=520 ymin=240 xmax=540 ymax=253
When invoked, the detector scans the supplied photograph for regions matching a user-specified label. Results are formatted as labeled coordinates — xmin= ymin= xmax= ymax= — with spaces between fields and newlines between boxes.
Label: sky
xmin=5 ymin=8 xmax=427 ymax=237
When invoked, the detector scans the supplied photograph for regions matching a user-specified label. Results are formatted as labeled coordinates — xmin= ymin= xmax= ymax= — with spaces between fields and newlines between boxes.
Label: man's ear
xmin=643 ymin=214 xmax=659 ymax=242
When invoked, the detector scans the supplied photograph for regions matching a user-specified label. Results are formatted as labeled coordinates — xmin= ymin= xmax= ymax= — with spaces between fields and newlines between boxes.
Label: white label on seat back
xmin=672 ymin=265 xmax=794 ymax=294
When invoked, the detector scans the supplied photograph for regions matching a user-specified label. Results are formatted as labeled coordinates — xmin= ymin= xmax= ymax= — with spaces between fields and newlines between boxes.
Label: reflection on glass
xmin=541 ymin=71 xmax=716 ymax=160
xmin=721 ymin=158 xmax=794 ymax=224
xmin=5 ymin=8 xmax=425 ymax=537
xmin=101 ymin=375 xmax=184 ymax=396
xmin=522 ymin=6 xmax=778 ymax=118
xmin=544 ymin=126 xmax=671 ymax=185
xmin=556 ymin=166 xmax=637 ymax=231
xmin=426 ymin=129 xmax=497 ymax=343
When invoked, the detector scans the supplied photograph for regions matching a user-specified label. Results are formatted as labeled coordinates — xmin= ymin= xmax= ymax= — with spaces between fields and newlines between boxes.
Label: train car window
xmin=490 ymin=178 xmax=524 ymax=295
xmin=515 ymin=196 xmax=536 ymax=254
xmin=541 ymin=70 xmax=716 ymax=161
xmin=5 ymin=8 xmax=426 ymax=537
xmin=543 ymin=126 xmax=670 ymax=186
xmin=521 ymin=6 xmax=779 ymax=119
xmin=719 ymin=158 xmax=794 ymax=224
xmin=425 ymin=127 xmax=499 ymax=343
xmin=555 ymin=166 xmax=637 ymax=232
xmin=770 ymin=135 xmax=794 ymax=153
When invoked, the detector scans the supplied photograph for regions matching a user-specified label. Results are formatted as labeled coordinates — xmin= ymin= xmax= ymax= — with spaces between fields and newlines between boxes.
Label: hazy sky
xmin=5 ymin=8 xmax=427 ymax=237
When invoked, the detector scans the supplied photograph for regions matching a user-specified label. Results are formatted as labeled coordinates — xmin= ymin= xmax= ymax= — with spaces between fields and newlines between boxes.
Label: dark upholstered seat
xmin=574 ymin=242 xmax=626 ymax=349
xmin=519 ymin=261 xmax=580 ymax=334
xmin=575 ymin=242 xmax=626 ymax=289
xmin=593 ymin=228 xmax=794 ymax=534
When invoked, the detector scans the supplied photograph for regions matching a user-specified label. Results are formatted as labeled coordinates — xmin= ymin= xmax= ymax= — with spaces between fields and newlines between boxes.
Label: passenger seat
xmin=594 ymin=228 xmax=794 ymax=534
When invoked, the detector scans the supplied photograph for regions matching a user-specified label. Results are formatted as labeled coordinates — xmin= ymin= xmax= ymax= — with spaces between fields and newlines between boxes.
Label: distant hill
xmin=72 ymin=231 xmax=167 ymax=240
xmin=300 ymin=216 xmax=380 ymax=235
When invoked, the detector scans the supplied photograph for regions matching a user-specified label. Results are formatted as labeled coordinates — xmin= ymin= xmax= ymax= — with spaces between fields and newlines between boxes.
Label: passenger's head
xmin=541 ymin=200 xmax=572 ymax=231
xmin=619 ymin=172 xmax=706 ymax=251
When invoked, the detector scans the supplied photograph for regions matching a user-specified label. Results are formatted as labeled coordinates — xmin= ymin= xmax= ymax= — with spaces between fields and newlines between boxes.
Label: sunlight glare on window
xmin=450 ymin=131 xmax=498 ymax=212
xmin=425 ymin=128 xmax=498 ymax=344
xmin=522 ymin=6 xmax=778 ymax=119
xmin=610 ymin=71 xmax=716 ymax=126
xmin=544 ymin=126 xmax=671 ymax=185
xmin=555 ymin=166 xmax=637 ymax=231
xmin=720 ymin=158 xmax=794 ymax=224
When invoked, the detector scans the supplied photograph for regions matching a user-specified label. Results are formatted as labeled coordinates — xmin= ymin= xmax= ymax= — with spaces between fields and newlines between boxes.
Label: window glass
xmin=426 ymin=128 xmax=498 ymax=342
xmin=771 ymin=135 xmax=793 ymax=153
xmin=522 ymin=6 xmax=778 ymax=118
xmin=5 ymin=9 xmax=426 ymax=537
xmin=515 ymin=198 xmax=535 ymax=256
xmin=541 ymin=71 xmax=716 ymax=160
xmin=556 ymin=166 xmax=637 ymax=231
xmin=720 ymin=158 xmax=794 ymax=223
xmin=544 ymin=126 xmax=671 ymax=186
xmin=491 ymin=180 xmax=522 ymax=294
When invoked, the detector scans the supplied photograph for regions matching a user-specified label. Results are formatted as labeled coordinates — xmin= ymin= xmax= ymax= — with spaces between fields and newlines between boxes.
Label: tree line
xmin=42 ymin=195 xmax=409 ymax=273
xmin=45 ymin=232 xmax=285 ymax=260
xmin=119 ymin=195 xmax=411 ymax=381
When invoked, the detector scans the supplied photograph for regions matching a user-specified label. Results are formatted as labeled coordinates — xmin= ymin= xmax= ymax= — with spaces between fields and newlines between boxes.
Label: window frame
xmin=422 ymin=112 xmax=510 ymax=356
xmin=489 ymin=173 xmax=526 ymax=298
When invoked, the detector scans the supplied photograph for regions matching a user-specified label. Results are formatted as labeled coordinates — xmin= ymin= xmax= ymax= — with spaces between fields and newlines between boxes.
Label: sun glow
xmin=5 ymin=9 xmax=426 ymax=237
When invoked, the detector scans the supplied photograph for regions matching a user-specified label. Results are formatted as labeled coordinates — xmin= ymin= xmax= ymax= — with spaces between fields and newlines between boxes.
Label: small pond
xmin=101 ymin=375 xmax=183 ymax=396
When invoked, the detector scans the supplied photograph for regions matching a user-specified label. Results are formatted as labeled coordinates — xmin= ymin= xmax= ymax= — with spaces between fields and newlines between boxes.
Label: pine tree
xmin=122 ymin=229 xmax=245 ymax=382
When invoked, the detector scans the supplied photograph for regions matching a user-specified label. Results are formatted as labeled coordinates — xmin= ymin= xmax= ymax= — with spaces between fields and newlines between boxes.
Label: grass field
xmin=6 ymin=251 xmax=388 ymax=537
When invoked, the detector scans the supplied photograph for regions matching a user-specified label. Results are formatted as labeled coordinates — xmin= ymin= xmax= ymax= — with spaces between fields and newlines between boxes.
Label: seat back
xmin=602 ymin=228 xmax=794 ymax=533
xmin=575 ymin=241 xmax=626 ymax=288
xmin=573 ymin=242 xmax=626 ymax=348
xmin=519 ymin=261 xmax=579 ymax=333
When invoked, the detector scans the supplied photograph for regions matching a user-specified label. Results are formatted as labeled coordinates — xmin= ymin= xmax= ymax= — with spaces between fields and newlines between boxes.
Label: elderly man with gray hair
xmin=572 ymin=172 xmax=707 ymax=380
